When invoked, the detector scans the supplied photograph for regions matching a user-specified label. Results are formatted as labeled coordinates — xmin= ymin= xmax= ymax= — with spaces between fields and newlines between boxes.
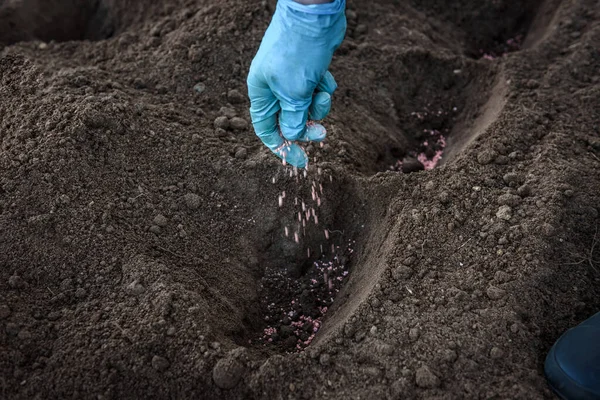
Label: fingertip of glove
xmin=276 ymin=143 xmax=309 ymax=168
xmin=305 ymin=123 xmax=327 ymax=142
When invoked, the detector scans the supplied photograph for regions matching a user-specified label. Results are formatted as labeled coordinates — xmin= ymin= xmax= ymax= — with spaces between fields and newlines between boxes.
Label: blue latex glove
xmin=247 ymin=0 xmax=346 ymax=168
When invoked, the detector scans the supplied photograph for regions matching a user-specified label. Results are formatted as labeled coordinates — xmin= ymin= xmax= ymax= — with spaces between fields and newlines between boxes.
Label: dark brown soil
xmin=1 ymin=0 xmax=599 ymax=398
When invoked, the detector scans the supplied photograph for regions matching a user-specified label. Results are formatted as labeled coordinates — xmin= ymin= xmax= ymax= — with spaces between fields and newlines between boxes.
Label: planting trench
xmin=238 ymin=0 xmax=563 ymax=355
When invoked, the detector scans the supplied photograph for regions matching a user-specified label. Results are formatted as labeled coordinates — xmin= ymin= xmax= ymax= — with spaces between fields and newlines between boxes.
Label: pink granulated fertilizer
xmin=258 ymin=238 xmax=355 ymax=351
xmin=388 ymin=106 xmax=453 ymax=172
xmin=257 ymin=133 xmax=357 ymax=351
xmin=418 ymin=151 xmax=443 ymax=170
xmin=418 ymin=136 xmax=447 ymax=170
xmin=480 ymin=35 xmax=524 ymax=61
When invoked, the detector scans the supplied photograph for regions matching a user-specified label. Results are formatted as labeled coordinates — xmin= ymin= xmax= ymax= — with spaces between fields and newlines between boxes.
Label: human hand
xmin=247 ymin=0 xmax=346 ymax=168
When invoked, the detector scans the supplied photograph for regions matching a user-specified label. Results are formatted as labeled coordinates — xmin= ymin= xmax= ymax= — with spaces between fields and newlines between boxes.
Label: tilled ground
xmin=1 ymin=0 xmax=599 ymax=399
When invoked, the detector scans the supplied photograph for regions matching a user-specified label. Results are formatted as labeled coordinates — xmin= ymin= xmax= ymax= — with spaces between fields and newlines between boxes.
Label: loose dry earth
xmin=1 ymin=0 xmax=599 ymax=399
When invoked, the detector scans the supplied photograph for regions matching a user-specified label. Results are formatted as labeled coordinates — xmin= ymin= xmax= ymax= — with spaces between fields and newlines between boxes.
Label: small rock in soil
xmin=402 ymin=157 xmax=424 ymax=173
xmin=229 ymin=117 xmax=248 ymax=131
xmin=497 ymin=193 xmax=521 ymax=207
xmin=442 ymin=349 xmax=458 ymax=362
xmin=494 ymin=271 xmax=511 ymax=283
xmin=391 ymin=378 xmax=413 ymax=398
xmin=495 ymin=155 xmax=509 ymax=165
xmin=477 ymin=149 xmax=497 ymax=165
xmin=319 ymin=353 xmax=331 ymax=366
xmin=415 ymin=365 xmax=441 ymax=388
xmin=542 ymin=223 xmax=556 ymax=237
xmin=151 ymin=355 xmax=170 ymax=372
xmin=503 ymin=172 xmax=520 ymax=184
xmin=149 ymin=225 xmax=161 ymax=234
xmin=227 ymin=89 xmax=246 ymax=104
xmin=438 ymin=191 xmax=450 ymax=204
xmin=409 ymin=327 xmax=420 ymax=340
xmin=392 ymin=265 xmax=413 ymax=280
xmin=355 ymin=24 xmax=368 ymax=35
xmin=403 ymin=256 xmax=416 ymax=266
xmin=60 ymin=278 xmax=73 ymax=291
xmin=219 ymin=106 xmax=237 ymax=118
xmin=490 ymin=347 xmax=504 ymax=359
xmin=8 ymin=274 xmax=27 ymax=289
xmin=75 ymin=288 xmax=87 ymax=299
xmin=361 ymin=366 xmax=381 ymax=378
xmin=371 ymin=297 xmax=381 ymax=308
xmin=234 ymin=147 xmax=248 ymax=159
xmin=154 ymin=214 xmax=168 ymax=227
xmin=127 ymin=280 xmax=145 ymax=295
xmin=150 ymin=24 xmax=162 ymax=37
xmin=517 ymin=185 xmax=531 ymax=197
xmin=17 ymin=330 xmax=32 ymax=340
xmin=193 ymin=82 xmax=206 ymax=94
xmin=496 ymin=205 xmax=512 ymax=221
xmin=374 ymin=340 xmax=394 ymax=356
xmin=486 ymin=286 xmax=506 ymax=300
xmin=184 ymin=193 xmax=201 ymax=210
xmin=306 ymin=347 xmax=321 ymax=360
xmin=0 ymin=305 xmax=11 ymax=319
xmin=6 ymin=322 xmax=20 ymax=336
xmin=212 ymin=356 xmax=245 ymax=389
xmin=214 ymin=116 xmax=230 ymax=130
xmin=133 ymin=78 xmax=147 ymax=89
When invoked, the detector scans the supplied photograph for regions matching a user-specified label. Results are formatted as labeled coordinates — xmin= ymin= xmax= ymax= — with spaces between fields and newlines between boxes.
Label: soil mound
xmin=1 ymin=0 xmax=599 ymax=398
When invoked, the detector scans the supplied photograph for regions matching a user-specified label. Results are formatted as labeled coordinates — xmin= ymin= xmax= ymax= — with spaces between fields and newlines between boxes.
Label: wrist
xmin=294 ymin=0 xmax=334 ymax=4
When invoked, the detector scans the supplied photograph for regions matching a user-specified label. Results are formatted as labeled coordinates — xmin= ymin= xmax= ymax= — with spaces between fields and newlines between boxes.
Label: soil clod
xmin=212 ymin=356 xmax=245 ymax=390
xmin=415 ymin=365 xmax=441 ymax=388
xmin=151 ymin=355 xmax=170 ymax=372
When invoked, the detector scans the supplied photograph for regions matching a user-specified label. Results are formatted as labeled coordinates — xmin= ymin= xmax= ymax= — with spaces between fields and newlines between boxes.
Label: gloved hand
xmin=247 ymin=0 xmax=346 ymax=168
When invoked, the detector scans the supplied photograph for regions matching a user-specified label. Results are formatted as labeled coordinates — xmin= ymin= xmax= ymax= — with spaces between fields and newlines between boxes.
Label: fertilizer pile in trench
xmin=1 ymin=0 xmax=600 ymax=399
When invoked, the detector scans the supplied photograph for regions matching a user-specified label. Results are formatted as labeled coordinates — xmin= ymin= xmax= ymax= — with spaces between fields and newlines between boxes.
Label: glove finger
xmin=247 ymin=76 xmax=284 ymax=151
xmin=316 ymin=70 xmax=338 ymax=95
xmin=277 ymin=71 xmax=330 ymax=141
xmin=252 ymin=114 xmax=284 ymax=151
xmin=309 ymin=91 xmax=331 ymax=121
xmin=309 ymin=71 xmax=337 ymax=120
xmin=275 ymin=142 xmax=309 ymax=168
xmin=279 ymin=108 xmax=309 ymax=142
